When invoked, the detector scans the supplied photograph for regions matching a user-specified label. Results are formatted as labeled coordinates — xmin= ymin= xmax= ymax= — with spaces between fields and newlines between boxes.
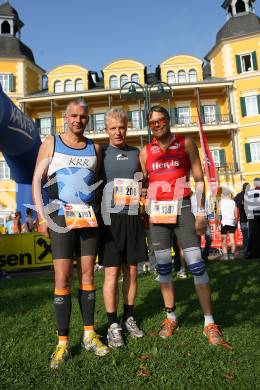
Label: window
xmin=131 ymin=111 xmax=143 ymax=128
xmin=131 ymin=74 xmax=139 ymax=83
xmin=177 ymin=107 xmax=190 ymax=124
xmin=64 ymin=79 xmax=73 ymax=92
xmin=204 ymin=105 xmax=216 ymax=123
xmin=75 ymin=79 xmax=83 ymax=91
xmin=189 ymin=69 xmax=197 ymax=82
xmin=94 ymin=113 xmax=105 ymax=132
xmin=0 ymin=73 xmax=13 ymax=93
xmin=54 ymin=80 xmax=62 ymax=93
xmin=236 ymin=52 xmax=258 ymax=73
xmin=245 ymin=96 xmax=258 ymax=116
xmin=0 ymin=161 xmax=10 ymax=180
xmin=178 ymin=70 xmax=186 ymax=84
xmin=250 ymin=142 xmax=260 ymax=162
xmin=211 ymin=149 xmax=226 ymax=168
xmin=109 ymin=75 xmax=118 ymax=89
xmin=120 ymin=74 xmax=128 ymax=87
xmin=38 ymin=118 xmax=52 ymax=136
xmin=167 ymin=71 xmax=176 ymax=85
xmin=1 ymin=21 xmax=10 ymax=34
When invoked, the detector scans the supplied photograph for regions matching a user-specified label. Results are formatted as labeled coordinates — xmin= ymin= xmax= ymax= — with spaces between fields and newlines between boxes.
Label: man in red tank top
xmin=140 ymin=106 xmax=229 ymax=347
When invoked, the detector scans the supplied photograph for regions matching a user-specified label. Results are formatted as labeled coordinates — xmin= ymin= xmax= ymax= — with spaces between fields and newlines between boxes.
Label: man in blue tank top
xmin=33 ymin=98 xmax=109 ymax=369
xmin=99 ymin=108 xmax=147 ymax=348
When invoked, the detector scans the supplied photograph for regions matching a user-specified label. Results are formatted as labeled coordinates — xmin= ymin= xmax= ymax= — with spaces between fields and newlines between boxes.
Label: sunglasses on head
xmin=148 ymin=117 xmax=168 ymax=129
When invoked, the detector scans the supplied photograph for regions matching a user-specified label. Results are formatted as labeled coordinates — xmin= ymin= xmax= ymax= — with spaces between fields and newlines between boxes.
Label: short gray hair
xmin=66 ymin=98 xmax=88 ymax=114
xmin=105 ymin=108 xmax=128 ymax=127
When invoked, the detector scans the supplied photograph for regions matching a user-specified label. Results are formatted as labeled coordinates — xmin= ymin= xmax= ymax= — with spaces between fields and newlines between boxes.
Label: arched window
xmin=64 ymin=79 xmax=73 ymax=92
xmin=120 ymin=74 xmax=128 ymax=87
xmin=75 ymin=78 xmax=83 ymax=91
xmin=41 ymin=75 xmax=48 ymax=90
xmin=178 ymin=70 xmax=186 ymax=83
xmin=189 ymin=69 xmax=197 ymax=83
xmin=54 ymin=80 xmax=62 ymax=93
xmin=236 ymin=0 xmax=246 ymax=13
xmin=167 ymin=71 xmax=176 ymax=85
xmin=131 ymin=73 xmax=139 ymax=83
xmin=1 ymin=21 xmax=10 ymax=34
xmin=109 ymin=75 xmax=118 ymax=89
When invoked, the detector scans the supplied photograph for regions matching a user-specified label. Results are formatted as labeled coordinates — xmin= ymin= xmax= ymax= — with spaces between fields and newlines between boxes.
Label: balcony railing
xmin=215 ymin=162 xmax=239 ymax=172
xmin=37 ymin=114 xmax=233 ymax=137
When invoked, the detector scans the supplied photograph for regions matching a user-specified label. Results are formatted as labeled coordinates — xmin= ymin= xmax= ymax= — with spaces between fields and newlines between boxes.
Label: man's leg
xmin=221 ymin=234 xmax=228 ymax=260
xmin=176 ymin=202 xmax=228 ymax=346
xmin=229 ymin=233 xmax=236 ymax=258
xmin=103 ymin=266 xmax=124 ymax=347
xmin=240 ymin=222 xmax=249 ymax=256
xmin=121 ymin=264 xmax=144 ymax=338
xmin=50 ymin=258 xmax=73 ymax=369
xmin=150 ymin=224 xmax=178 ymax=338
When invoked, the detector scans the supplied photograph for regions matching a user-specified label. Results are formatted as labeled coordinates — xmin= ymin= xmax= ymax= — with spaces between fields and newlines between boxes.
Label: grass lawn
xmin=0 ymin=260 xmax=260 ymax=390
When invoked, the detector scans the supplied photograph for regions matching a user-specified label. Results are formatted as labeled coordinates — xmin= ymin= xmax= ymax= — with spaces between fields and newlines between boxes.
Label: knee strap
xmin=183 ymin=247 xmax=209 ymax=285
xmin=154 ymin=248 xmax=172 ymax=283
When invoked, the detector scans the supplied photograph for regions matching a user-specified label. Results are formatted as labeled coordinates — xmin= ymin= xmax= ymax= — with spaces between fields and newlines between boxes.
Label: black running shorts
xmin=49 ymin=215 xmax=98 ymax=260
xmin=98 ymin=214 xmax=148 ymax=267
xmin=149 ymin=198 xmax=200 ymax=251
xmin=221 ymin=224 xmax=236 ymax=234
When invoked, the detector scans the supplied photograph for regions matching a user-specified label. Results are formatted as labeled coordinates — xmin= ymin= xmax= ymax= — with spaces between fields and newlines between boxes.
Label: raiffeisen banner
xmin=0 ymin=84 xmax=41 ymax=184
xmin=0 ymin=233 xmax=52 ymax=270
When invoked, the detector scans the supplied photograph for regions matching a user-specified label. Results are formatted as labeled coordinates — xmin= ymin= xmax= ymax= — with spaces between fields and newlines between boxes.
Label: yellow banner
xmin=0 ymin=233 xmax=53 ymax=270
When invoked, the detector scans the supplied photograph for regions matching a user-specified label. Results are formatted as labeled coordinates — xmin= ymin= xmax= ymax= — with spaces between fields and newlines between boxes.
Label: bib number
xmin=64 ymin=204 xmax=98 ymax=229
xmin=150 ymin=200 xmax=178 ymax=224
xmin=114 ymin=179 xmax=139 ymax=206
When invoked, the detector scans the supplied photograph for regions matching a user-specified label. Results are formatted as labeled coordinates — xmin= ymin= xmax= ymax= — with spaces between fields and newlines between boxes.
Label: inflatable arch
xmin=0 ymin=84 xmax=41 ymax=219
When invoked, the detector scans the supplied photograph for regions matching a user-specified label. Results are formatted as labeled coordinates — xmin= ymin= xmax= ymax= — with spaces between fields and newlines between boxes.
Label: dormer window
xmin=131 ymin=74 xmax=139 ymax=83
xmin=178 ymin=70 xmax=186 ymax=83
xmin=54 ymin=80 xmax=62 ymax=93
xmin=189 ymin=69 xmax=198 ymax=82
xmin=120 ymin=74 xmax=128 ymax=87
xmin=109 ymin=75 xmax=118 ymax=89
xmin=167 ymin=71 xmax=176 ymax=84
xmin=1 ymin=20 xmax=10 ymax=34
xmin=75 ymin=78 xmax=83 ymax=91
xmin=64 ymin=79 xmax=73 ymax=92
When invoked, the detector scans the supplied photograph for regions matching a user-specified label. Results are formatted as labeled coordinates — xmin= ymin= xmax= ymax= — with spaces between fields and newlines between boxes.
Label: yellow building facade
xmin=0 ymin=0 xmax=260 ymax=224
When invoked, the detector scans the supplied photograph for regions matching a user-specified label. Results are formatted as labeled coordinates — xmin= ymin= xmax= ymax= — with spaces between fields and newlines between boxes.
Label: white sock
xmin=166 ymin=310 xmax=177 ymax=322
xmin=58 ymin=340 xmax=68 ymax=346
xmin=84 ymin=330 xmax=94 ymax=338
xmin=204 ymin=315 xmax=214 ymax=327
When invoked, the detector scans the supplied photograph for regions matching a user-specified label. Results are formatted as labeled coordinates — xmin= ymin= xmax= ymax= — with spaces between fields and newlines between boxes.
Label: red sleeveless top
xmin=145 ymin=134 xmax=191 ymax=201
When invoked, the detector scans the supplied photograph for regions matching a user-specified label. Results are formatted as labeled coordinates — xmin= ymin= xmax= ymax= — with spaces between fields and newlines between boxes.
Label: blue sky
xmin=9 ymin=0 xmax=260 ymax=74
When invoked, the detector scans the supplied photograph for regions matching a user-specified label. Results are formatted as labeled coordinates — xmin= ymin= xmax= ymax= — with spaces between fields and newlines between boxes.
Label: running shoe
xmin=123 ymin=317 xmax=144 ymax=338
xmin=203 ymin=323 xmax=231 ymax=348
xmin=107 ymin=323 xmax=124 ymax=348
xmin=82 ymin=331 xmax=109 ymax=356
xmin=159 ymin=318 xmax=179 ymax=339
xmin=177 ymin=269 xmax=187 ymax=279
xmin=50 ymin=344 xmax=70 ymax=370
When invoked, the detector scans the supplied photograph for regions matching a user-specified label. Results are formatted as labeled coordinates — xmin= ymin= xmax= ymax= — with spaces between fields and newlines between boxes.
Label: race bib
xmin=64 ymin=204 xmax=98 ymax=229
xmin=149 ymin=200 xmax=178 ymax=224
xmin=114 ymin=178 xmax=140 ymax=206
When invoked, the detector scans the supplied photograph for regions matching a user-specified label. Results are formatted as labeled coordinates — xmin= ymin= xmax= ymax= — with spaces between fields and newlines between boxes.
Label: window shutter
xmin=8 ymin=74 xmax=14 ymax=92
xmin=200 ymin=106 xmax=205 ymax=123
xmin=252 ymin=51 xmax=258 ymax=71
xmin=245 ymin=144 xmax=252 ymax=163
xmin=240 ymin=97 xmax=247 ymax=117
xmin=88 ymin=114 xmax=94 ymax=131
xmin=236 ymin=55 xmax=242 ymax=74
xmin=257 ymin=95 xmax=260 ymax=114
xmin=175 ymin=108 xmax=179 ymax=124
xmin=142 ymin=110 xmax=147 ymax=127
xmin=219 ymin=149 xmax=226 ymax=167
xmin=35 ymin=119 xmax=40 ymax=131
xmin=215 ymin=105 xmax=221 ymax=122
xmin=170 ymin=107 xmax=176 ymax=125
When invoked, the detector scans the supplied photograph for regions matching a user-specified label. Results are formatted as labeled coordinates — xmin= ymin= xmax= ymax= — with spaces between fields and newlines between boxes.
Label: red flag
xmin=197 ymin=107 xmax=218 ymax=196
